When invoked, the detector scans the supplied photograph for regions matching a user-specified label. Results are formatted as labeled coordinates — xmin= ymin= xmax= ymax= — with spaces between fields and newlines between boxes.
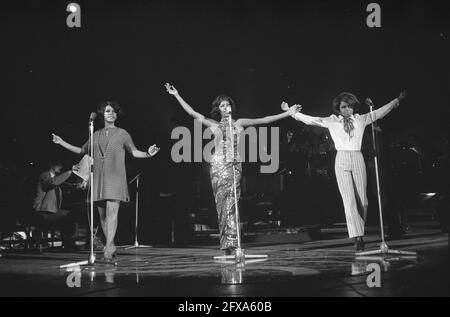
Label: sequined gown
xmin=210 ymin=117 xmax=242 ymax=251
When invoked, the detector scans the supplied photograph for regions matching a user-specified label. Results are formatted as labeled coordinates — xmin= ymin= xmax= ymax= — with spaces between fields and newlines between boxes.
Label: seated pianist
xmin=32 ymin=160 xmax=79 ymax=251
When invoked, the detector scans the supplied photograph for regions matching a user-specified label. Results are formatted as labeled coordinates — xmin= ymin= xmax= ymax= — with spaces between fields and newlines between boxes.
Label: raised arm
xmin=52 ymin=133 xmax=83 ymax=154
xmin=281 ymin=102 xmax=329 ymax=128
xmin=365 ymin=91 xmax=406 ymax=124
xmin=235 ymin=104 xmax=302 ymax=127
xmin=165 ymin=83 xmax=217 ymax=128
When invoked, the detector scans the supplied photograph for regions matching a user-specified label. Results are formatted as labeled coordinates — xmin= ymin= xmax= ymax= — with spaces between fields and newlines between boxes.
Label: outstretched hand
xmin=52 ymin=133 xmax=63 ymax=145
xmin=281 ymin=102 xmax=302 ymax=115
xmin=288 ymin=104 xmax=302 ymax=115
xmin=147 ymin=144 xmax=160 ymax=157
xmin=165 ymin=83 xmax=178 ymax=95
xmin=398 ymin=91 xmax=407 ymax=101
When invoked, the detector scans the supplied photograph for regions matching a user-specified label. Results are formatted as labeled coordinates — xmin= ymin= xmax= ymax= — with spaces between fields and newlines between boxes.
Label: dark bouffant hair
xmin=332 ymin=92 xmax=360 ymax=114
xmin=97 ymin=101 xmax=123 ymax=118
xmin=210 ymin=95 xmax=236 ymax=121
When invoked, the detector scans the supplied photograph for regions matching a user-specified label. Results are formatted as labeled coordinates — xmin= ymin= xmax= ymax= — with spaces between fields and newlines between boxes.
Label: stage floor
xmin=0 ymin=222 xmax=449 ymax=297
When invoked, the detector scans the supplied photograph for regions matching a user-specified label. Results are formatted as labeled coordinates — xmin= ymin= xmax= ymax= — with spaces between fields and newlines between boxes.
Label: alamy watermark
xmin=170 ymin=120 xmax=280 ymax=174
xmin=366 ymin=263 xmax=381 ymax=288
xmin=66 ymin=269 xmax=81 ymax=288
xmin=366 ymin=3 xmax=381 ymax=28
xmin=65 ymin=3 xmax=380 ymax=30
xmin=66 ymin=3 xmax=81 ymax=28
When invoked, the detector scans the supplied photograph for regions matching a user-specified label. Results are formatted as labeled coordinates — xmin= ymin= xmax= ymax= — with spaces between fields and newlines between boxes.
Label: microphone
xmin=89 ymin=112 xmax=97 ymax=122
xmin=365 ymin=98 xmax=374 ymax=108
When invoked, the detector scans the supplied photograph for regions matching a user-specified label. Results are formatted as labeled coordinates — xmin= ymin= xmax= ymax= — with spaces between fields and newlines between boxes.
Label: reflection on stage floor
xmin=0 ymin=222 xmax=448 ymax=297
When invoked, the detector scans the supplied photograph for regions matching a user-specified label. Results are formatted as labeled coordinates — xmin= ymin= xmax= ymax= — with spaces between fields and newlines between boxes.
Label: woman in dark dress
xmin=52 ymin=101 xmax=159 ymax=260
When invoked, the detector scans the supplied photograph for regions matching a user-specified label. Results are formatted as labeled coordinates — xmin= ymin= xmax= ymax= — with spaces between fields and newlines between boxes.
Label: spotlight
xmin=68 ymin=4 xmax=77 ymax=12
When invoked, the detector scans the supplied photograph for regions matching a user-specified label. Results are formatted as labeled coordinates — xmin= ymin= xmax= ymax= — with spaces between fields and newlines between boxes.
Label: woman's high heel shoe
xmin=104 ymin=245 xmax=117 ymax=261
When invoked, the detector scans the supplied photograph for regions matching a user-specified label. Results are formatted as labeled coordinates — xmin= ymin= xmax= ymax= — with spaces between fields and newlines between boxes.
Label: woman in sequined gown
xmin=165 ymin=83 xmax=301 ymax=255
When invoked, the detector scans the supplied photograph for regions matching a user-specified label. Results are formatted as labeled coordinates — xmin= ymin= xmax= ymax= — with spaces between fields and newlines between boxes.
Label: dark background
xmin=1 ymin=0 xmax=449 ymax=243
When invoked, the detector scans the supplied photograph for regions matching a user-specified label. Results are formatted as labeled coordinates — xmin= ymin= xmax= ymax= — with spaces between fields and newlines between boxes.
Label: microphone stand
xmin=356 ymin=101 xmax=416 ymax=257
xmin=124 ymin=173 xmax=152 ymax=250
xmin=213 ymin=114 xmax=268 ymax=264
xmin=61 ymin=116 xmax=116 ymax=269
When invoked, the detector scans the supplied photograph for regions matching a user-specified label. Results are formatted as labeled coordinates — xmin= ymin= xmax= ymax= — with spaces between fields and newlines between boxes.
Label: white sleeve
xmin=363 ymin=98 xmax=400 ymax=125
xmin=292 ymin=113 xmax=329 ymax=128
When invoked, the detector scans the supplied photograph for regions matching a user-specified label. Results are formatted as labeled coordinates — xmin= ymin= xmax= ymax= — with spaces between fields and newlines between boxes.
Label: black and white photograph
xmin=0 ymin=0 xmax=449 ymax=300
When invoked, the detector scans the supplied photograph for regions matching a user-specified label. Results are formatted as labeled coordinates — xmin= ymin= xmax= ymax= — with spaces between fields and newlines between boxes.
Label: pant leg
xmin=335 ymin=152 xmax=365 ymax=238
xmin=351 ymin=152 xmax=368 ymax=226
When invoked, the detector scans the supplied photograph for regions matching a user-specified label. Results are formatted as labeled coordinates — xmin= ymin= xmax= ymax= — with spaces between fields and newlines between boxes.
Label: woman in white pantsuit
xmin=282 ymin=91 xmax=406 ymax=252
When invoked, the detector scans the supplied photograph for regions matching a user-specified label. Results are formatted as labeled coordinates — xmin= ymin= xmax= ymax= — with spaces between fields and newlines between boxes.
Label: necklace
xmin=104 ymin=127 xmax=116 ymax=137
xmin=99 ymin=127 xmax=117 ymax=157
xmin=220 ymin=117 xmax=238 ymax=162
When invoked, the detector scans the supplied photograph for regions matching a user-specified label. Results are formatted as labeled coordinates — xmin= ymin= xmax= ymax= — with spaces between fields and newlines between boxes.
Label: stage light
xmin=68 ymin=4 xmax=77 ymax=12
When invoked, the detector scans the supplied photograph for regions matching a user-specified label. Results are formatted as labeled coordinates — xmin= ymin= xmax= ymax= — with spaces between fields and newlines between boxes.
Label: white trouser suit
xmin=334 ymin=151 xmax=367 ymax=237
xmin=291 ymin=98 xmax=400 ymax=238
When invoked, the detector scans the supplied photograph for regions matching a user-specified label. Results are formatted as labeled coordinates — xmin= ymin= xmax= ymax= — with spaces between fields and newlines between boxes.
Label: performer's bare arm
xmin=165 ymin=83 xmax=218 ymax=128
xmin=235 ymin=104 xmax=301 ymax=128
xmin=52 ymin=133 xmax=82 ymax=154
